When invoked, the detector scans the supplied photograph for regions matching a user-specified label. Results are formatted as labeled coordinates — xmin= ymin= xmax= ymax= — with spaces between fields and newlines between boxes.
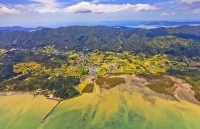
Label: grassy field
xmin=106 ymin=77 xmax=125 ymax=88
xmin=96 ymin=76 xmax=125 ymax=88
xmin=81 ymin=84 xmax=94 ymax=93
xmin=78 ymin=79 xmax=89 ymax=93
xmin=96 ymin=76 xmax=106 ymax=86
xmin=13 ymin=62 xmax=44 ymax=75
xmin=144 ymin=75 xmax=175 ymax=95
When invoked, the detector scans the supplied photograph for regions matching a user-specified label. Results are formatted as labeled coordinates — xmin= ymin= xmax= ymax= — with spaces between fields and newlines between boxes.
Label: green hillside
xmin=0 ymin=25 xmax=200 ymax=99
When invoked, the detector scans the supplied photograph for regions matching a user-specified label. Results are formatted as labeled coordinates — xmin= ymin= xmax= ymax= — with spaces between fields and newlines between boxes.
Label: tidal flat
xmin=1 ymin=78 xmax=200 ymax=129
xmin=40 ymin=86 xmax=200 ymax=129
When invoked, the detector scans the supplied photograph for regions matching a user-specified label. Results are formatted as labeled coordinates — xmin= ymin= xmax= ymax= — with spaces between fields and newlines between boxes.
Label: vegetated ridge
xmin=0 ymin=25 xmax=200 ymax=100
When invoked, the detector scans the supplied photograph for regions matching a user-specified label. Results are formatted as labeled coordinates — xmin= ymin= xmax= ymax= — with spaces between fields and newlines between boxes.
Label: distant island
xmin=0 ymin=26 xmax=44 ymax=31
xmin=2 ymin=21 xmax=200 ymax=30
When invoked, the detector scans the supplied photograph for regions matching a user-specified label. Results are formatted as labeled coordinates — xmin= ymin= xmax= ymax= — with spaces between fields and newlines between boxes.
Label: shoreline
xmin=0 ymin=74 xmax=199 ymax=106
xmin=0 ymin=91 xmax=34 ymax=97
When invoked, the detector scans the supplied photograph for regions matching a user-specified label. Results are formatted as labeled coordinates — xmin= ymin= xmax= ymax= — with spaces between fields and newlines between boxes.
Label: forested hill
xmin=0 ymin=25 xmax=200 ymax=57
xmin=1 ymin=25 xmax=200 ymax=99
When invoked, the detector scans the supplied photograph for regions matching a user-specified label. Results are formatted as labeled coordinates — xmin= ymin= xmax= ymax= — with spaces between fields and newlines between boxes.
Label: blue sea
xmin=51 ymin=21 xmax=200 ymax=29
xmin=52 ymin=21 xmax=141 ymax=28
xmin=2 ymin=21 xmax=200 ymax=29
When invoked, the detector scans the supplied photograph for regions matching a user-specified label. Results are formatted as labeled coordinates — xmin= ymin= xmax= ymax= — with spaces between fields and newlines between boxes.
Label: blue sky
xmin=0 ymin=0 xmax=200 ymax=27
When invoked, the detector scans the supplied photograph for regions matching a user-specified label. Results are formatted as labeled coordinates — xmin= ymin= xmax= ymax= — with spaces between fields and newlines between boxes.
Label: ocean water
xmin=52 ymin=21 xmax=142 ymax=28
xmin=51 ymin=21 xmax=200 ymax=29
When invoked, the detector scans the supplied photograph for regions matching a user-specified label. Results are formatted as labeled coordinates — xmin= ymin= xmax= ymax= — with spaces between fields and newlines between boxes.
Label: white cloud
xmin=64 ymin=2 xmax=159 ymax=14
xmin=28 ymin=0 xmax=68 ymax=13
xmin=160 ymin=12 xmax=176 ymax=16
xmin=29 ymin=0 xmax=63 ymax=7
xmin=91 ymin=0 xmax=116 ymax=4
xmin=191 ymin=8 xmax=200 ymax=13
xmin=176 ymin=0 xmax=200 ymax=14
xmin=160 ymin=13 xmax=168 ymax=16
xmin=0 ymin=7 xmax=19 ymax=15
xmin=0 ymin=1 xmax=159 ymax=14
xmin=34 ymin=7 xmax=60 ymax=13
xmin=177 ymin=0 xmax=200 ymax=4
xmin=14 ymin=4 xmax=26 ymax=9
xmin=13 ymin=4 xmax=37 ymax=13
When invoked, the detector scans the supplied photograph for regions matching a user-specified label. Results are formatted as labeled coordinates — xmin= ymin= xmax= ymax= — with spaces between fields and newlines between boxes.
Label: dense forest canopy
xmin=0 ymin=25 xmax=200 ymax=56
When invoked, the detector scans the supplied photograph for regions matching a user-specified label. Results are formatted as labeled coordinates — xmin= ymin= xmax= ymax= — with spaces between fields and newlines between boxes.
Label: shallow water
xmin=40 ymin=87 xmax=200 ymax=129
xmin=0 ymin=86 xmax=200 ymax=129
xmin=0 ymin=95 xmax=57 ymax=129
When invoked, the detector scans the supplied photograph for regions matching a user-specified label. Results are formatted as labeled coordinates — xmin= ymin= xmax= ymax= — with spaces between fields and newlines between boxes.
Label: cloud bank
xmin=176 ymin=0 xmax=200 ymax=13
xmin=177 ymin=0 xmax=200 ymax=4
xmin=0 ymin=7 xmax=19 ymax=15
xmin=160 ymin=12 xmax=176 ymax=16
xmin=0 ymin=0 xmax=200 ymax=16
xmin=64 ymin=2 xmax=159 ymax=14
xmin=0 ymin=1 xmax=159 ymax=15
